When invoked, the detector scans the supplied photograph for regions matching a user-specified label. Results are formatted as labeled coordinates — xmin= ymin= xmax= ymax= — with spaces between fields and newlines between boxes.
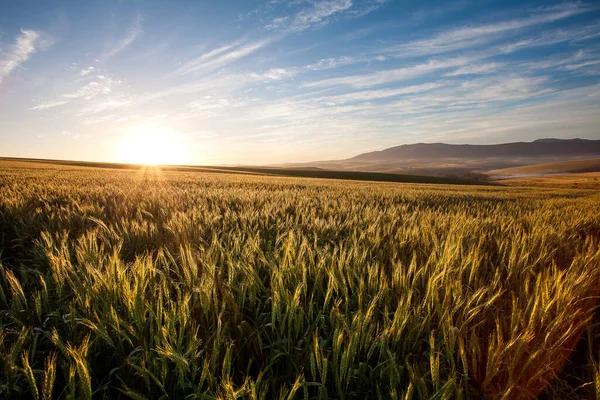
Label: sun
xmin=119 ymin=126 xmax=188 ymax=165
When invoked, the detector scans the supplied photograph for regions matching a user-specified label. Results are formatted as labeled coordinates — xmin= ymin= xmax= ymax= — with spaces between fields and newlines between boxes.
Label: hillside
xmin=500 ymin=172 xmax=600 ymax=189
xmin=486 ymin=158 xmax=600 ymax=178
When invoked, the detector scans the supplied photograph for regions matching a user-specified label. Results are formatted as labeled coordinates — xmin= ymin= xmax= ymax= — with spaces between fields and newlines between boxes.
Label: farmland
xmin=1 ymin=160 xmax=600 ymax=399
xmin=486 ymin=159 xmax=600 ymax=179
xmin=500 ymin=172 xmax=600 ymax=190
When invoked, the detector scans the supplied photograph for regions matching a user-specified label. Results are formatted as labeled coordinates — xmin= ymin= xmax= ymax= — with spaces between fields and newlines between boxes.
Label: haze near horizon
xmin=1 ymin=0 xmax=599 ymax=166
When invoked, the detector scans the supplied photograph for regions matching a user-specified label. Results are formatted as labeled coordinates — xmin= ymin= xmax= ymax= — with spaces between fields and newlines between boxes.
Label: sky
xmin=1 ymin=0 xmax=599 ymax=165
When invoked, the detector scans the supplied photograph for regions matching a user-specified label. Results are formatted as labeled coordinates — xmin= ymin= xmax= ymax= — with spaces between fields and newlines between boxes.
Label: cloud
xmin=306 ymin=56 xmax=357 ymax=70
xmin=389 ymin=2 xmax=593 ymax=57
xmin=301 ymin=11 xmax=598 ymax=90
xmin=137 ymin=71 xmax=263 ymax=104
xmin=29 ymin=99 xmax=69 ymax=110
xmin=80 ymin=66 xmax=95 ymax=76
xmin=105 ymin=15 xmax=143 ymax=59
xmin=445 ymin=63 xmax=499 ymax=76
xmin=163 ymin=96 xmax=262 ymax=122
xmin=374 ymin=76 xmax=552 ymax=117
xmin=135 ymin=41 xmax=170 ymax=59
xmin=265 ymin=16 xmax=290 ymax=30
xmin=498 ymin=21 xmax=600 ymax=54
xmin=289 ymin=0 xmax=353 ymax=31
xmin=517 ymin=48 xmax=597 ymax=70
xmin=264 ymin=0 xmax=385 ymax=33
xmin=172 ymin=1 xmax=383 ymax=79
xmin=563 ymin=59 xmax=600 ymax=71
xmin=346 ymin=0 xmax=388 ymax=18
xmin=30 ymin=75 xmax=120 ymax=110
xmin=0 ymin=29 xmax=43 ymax=82
xmin=218 ymin=74 xmax=576 ymax=157
xmin=313 ymin=82 xmax=447 ymax=104
xmin=252 ymin=67 xmax=297 ymax=81
xmin=390 ymin=84 xmax=600 ymax=144
xmin=178 ymin=39 xmax=245 ymax=69
xmin=63 ymin=77 xmax=115 ymax=100
xmin=304 ymin=55 xmax=476 ymax=88
xmin=168 ymin=54 xmax=368 ymax=101
xmin=237 ymin=74 xmax=552 ymax=129
xmin=172 ymin=38 xmax=272 ymax=76
xmin=77 ymin=98 xmax=131 ymax=115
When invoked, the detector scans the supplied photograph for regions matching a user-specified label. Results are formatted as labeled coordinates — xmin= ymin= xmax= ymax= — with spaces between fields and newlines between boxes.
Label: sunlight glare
xmin=119 ymin=126 xmax=188 ymax=165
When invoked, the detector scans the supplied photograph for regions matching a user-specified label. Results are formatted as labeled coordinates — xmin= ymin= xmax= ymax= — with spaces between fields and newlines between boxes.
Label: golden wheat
xmin=0 ymin=160 xmax=599 ymax=399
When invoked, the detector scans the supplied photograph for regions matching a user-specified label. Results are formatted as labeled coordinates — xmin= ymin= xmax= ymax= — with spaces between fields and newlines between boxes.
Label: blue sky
xmin=1 ymin=0 xmax=599 ymax=165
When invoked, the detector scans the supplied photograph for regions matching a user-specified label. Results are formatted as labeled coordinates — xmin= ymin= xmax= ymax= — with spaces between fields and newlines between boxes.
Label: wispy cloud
xmin=499 ymin=21 xmax=600 ymax=53
xmin=304 ymin=55 xmax=476 ymax=88
xmin=0 ymin=29 xmax=43 ymax=83
xmin=265 ymin=16 xmax=290 ymax=30
xmin=218 ymin=74 xmax=564 ymax=156
xmin=383 ymin=75 xmax=553 ymax=116
xmin=77 ymin=98 xmax=131 ymax=116
xmin=306 ymin=56 xmax=358 ymax=70
xmin=244 ymin=73 xmax=551 ymax=122
xmin=105 ymin=15 xmax=143 ymax=59
xmin=29 ymin=99 xmax=69 ymax=111
xmin=312 ymin=82 xmax=447 ymax=104
xmin=252 ymin=67 xmax=297 ymax=81
xmin=346 ymin=0 xmax=388 ymax=18
xmin=516 ymin=47 xmax=599 ymax=71
xmin=389 ymin=2 xmax=593 ymax=57
xmin=64 ymin=77 xmax=115 ymax=99
xmin=30 ymin=75 xmax=120 ymax=110
xmin=79 ymin=66 xmax=95 ymax=76
xmin=445 ymin=63 xmax=499 ymax=76
xmin=563 ymin=58 xmax=600 ymax=71
xmin=264 ymin=0 xmax=385 ymax=33
xmin=138 ymin=71 xmax=264 ymax=103
xmin=172 ymin=1 xmax=384 ymax=79
xmin=385 ymin=83 xmax=600 ymax=144
xmin=289 ymin=0 xmax=354 ymax=31
xmin=172 ymin=38 xmax=272 ymax=76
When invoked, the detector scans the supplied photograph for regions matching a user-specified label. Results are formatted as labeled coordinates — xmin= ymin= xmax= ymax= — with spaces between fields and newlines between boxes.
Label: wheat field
xmin=1 ymin=160 xmax=600 ymax=399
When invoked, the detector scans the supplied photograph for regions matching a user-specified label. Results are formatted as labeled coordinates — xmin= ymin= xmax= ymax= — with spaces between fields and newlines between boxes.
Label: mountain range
xmin=351 ymin=138 xmax=600 ymax=162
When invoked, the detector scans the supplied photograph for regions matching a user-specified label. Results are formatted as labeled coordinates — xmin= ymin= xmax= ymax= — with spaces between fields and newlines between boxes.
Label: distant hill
xmin=281 ymin=138 xmax=600 ymax=179
xmin=350 ymin=138 xmax=600 ymax=162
